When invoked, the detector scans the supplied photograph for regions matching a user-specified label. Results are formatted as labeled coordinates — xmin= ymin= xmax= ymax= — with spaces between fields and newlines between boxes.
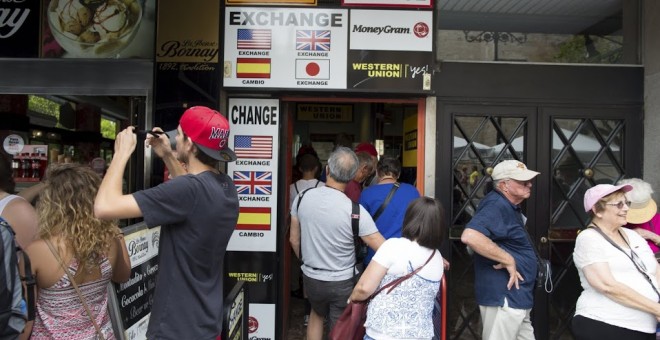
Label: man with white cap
xmin=461 ymin=160 xmax=540 ymax=340
xmin=95 ymin=106 xmax=239 ymax=340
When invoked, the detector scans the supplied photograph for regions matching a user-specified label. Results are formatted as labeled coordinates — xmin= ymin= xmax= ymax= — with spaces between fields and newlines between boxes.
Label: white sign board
xmin=349 ymin=10 xmax=433 ymax=51
xmin=227 ymin=98 xmax=280 ymax=252
xmin=247 ymin=304 xmax=276 ymax=339
xmin=223 ymin=8 xmax=348 ymax=89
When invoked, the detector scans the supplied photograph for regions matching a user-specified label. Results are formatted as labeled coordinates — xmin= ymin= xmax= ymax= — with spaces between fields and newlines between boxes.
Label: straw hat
xmin=617 ymin=178 xmax=658 ymax=224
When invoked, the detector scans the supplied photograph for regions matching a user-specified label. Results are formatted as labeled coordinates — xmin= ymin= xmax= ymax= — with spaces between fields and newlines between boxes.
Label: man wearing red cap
xmin=95 ymin=106 xmax=239 ymax=340
xmin=354 ymin=142 xmax=379 ymax=187
xmin=344 ymin=151 xmax=375 ymax=202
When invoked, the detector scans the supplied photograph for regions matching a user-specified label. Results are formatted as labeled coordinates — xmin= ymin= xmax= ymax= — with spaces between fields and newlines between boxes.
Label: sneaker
xmin=304 ymin=314 xmax=309 ymax=326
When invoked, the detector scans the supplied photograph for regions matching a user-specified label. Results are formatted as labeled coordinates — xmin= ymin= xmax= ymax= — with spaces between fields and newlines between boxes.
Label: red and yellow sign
xmin=237 ymin=58 xmax=271 ymax=78
xmin=237 ymin=207 xmax=271 ymax=230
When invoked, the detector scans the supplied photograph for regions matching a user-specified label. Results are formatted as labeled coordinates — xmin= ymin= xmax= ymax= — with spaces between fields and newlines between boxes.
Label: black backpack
xmin=0 ymin=217 xmax=35 ymax=338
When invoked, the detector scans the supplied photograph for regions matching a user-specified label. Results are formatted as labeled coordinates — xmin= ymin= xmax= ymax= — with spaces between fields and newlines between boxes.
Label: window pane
xmin=437 ymin=0 xmax=636 ymax=65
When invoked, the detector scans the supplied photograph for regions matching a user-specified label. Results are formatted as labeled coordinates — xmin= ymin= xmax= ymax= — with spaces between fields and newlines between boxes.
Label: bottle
xmin=31 ymin=153 xmax=41 ymax=179
xmin=39 ymin=152 xmax=47 ymax=179
xmin=11 ymin=155 xmax=20 ymax=178
xmin=20 ymin=153 xmax=30 ymax=178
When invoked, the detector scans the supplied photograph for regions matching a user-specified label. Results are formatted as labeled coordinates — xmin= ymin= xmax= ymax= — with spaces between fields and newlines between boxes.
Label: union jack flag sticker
xmin=296 ymin=30 xmax=331 ymax=51
xmin=233 ymin=171 xmax=272 ymax=195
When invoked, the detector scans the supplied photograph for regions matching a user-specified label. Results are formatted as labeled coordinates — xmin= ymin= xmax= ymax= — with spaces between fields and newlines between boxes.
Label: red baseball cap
xmin=355 ymin=142 xmax=378 ymax=157
xmin=179 ymin=106 xmax=236 ymax=162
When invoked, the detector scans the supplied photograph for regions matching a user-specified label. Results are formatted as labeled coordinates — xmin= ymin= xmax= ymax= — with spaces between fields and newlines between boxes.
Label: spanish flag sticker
xmin=236 ymin=207 xmax=271 ymax=230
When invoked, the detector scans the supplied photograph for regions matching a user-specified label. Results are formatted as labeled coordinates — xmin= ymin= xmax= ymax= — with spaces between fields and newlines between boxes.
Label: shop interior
xmin=289 ymin=101 xmax=420 ymax=184
xmin=0 ymin=94 xmax=144 ymax=216
xmin=282 ymin=98 xmax=422 ymax=338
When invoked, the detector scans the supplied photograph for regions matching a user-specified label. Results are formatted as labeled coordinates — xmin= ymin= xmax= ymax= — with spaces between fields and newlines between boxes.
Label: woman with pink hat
xmin=617 ymin=178 xmax=660 ymax=256
xmin=572 ymin=184 xmax=660 ymax=340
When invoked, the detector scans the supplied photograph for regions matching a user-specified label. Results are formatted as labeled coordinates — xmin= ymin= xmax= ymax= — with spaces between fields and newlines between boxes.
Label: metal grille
xmin=449 ymin=114 xmax=528 ymax=340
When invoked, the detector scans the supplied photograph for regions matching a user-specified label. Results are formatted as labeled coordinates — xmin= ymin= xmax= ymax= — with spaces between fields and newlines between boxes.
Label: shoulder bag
xmin=371 ymin=182 xmax=400 ymax=222
xmin=45 ymin=239 xmax=105 ymax=340
xmin=518 ymin=212 xmax=553 ymax=293
xmin=328 ymin=249 xmax=436 ymax=340
xmin=590 ymin=224 xmax=660 ymax=300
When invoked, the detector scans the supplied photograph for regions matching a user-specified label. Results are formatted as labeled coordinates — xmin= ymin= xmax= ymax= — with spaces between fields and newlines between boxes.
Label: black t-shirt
xmin=134 ymin=171 xmax=239 ymax=340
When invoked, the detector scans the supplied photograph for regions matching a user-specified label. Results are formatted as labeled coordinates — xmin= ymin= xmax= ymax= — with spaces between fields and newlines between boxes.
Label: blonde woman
xmin=26 ymin=164 xmax=130 ymax=339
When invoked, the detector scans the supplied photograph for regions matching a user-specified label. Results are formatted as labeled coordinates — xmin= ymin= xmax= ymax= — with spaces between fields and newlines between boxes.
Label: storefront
xmin=2 ymin=1 xmax=658 ymax=340
xmin=219 ymin=5 xmax=435 ymax=339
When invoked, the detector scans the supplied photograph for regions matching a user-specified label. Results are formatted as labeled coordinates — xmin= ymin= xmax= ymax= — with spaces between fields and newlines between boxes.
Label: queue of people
xmin=287 ymin=143 xmax=660 ymax=340
xmin=289 ymin=142 xmax=447 ymax=340
xmin=5 ymin=104 xmax=660 ymax=339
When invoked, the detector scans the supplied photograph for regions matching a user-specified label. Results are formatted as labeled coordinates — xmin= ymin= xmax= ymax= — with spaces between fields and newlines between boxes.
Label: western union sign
xmin=297 ymin=104 xmax=353 ymax=122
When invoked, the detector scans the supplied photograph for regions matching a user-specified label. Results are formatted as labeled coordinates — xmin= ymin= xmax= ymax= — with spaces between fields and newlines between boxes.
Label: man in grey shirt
xmin=290 ymin=147 xmax=385 ymax=340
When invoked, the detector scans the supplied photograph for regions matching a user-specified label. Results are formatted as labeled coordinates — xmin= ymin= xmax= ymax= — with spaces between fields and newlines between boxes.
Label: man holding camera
xmin=460 ymin=160 xmax=540 ymax=340
xmin=95 ymin=106 xmax=239 ymax=340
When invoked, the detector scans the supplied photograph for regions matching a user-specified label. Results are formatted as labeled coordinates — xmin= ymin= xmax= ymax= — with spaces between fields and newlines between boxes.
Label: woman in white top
xmin=573 ymin=184 xmax=660 ymax=340
xmin=349 ymin=196 xmax=445 ymax=340
xmin=289 ymin=153 xmax=324 ymax=208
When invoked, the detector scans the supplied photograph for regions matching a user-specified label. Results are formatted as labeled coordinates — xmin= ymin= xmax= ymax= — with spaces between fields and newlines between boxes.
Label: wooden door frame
xmin=277 ymin=96 xmax=426 ymax=340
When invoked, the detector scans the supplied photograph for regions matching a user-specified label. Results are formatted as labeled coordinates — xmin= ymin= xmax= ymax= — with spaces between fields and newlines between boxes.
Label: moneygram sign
xmin=349 ymin=10 xmax=432 ymax=52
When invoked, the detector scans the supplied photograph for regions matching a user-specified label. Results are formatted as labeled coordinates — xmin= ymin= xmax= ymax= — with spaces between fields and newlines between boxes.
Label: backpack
xmin=0 ymin=217 xmax=35 ymax=338
xmin=296 ymin=188 xmax=366 ymax=264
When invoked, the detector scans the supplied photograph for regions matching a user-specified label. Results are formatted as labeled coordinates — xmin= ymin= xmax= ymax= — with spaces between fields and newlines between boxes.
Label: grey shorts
xmin=302 ymin=274 xmax=355 ymax=329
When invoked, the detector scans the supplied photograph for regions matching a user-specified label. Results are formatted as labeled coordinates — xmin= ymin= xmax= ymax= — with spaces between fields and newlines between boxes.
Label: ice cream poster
xmin=41 ymin=0 xmax=155 ymax=59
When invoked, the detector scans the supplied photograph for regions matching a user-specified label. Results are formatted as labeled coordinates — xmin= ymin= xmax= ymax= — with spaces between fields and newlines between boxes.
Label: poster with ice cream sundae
xmin=41 ymin=0 xmax=155 ymax=59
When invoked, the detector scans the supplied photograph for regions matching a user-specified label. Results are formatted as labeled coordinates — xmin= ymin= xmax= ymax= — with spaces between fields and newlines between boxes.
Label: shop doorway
xmin=278 ymin=96 xmax=427 ymax=339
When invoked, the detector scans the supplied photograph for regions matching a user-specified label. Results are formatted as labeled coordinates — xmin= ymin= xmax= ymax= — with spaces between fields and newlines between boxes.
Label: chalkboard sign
xmin=108 ymin=223 xmax=160 ymax=340
xmin=223 ymin=281 xmax=248 ymax=340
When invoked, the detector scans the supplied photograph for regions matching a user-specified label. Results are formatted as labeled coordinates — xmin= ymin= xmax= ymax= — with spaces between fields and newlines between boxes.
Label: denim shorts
xmin=302 ymin=274 xmax=354 ymax=329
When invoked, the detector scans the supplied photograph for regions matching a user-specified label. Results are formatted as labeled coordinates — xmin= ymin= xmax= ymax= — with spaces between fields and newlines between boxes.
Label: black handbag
xmin=519 ymin=213 xmax=553 ymax=292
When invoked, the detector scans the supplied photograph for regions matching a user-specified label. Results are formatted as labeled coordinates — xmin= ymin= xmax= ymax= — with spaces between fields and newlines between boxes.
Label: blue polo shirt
xmin=466 ymin=189 xmax=537 ymax=309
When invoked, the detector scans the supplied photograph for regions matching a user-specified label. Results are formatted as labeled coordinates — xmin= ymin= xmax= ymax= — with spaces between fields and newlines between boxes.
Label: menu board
xmin=109 ymin=225 xmax=160 ymax=340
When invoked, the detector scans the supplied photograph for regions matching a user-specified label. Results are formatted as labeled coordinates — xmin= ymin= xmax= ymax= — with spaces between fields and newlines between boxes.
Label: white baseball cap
xmin=491 ymin=160 xmax=540 ymax=181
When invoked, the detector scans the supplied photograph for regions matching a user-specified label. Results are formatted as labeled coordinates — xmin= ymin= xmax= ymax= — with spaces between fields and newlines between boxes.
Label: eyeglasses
xmin=604 ymin=200 xmax=631 ymax=209
xmin=508 ymin=179 xmax=532 ymax=186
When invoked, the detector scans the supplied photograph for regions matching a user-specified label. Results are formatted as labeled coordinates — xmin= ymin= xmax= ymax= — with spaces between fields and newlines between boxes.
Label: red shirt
xmin=344 ymin=180 xmax=362 ymax=203
xmin=626 ymin=213 xmax=660 ymax=253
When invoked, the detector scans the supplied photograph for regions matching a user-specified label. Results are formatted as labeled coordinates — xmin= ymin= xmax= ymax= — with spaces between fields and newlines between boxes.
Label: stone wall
xmin=644 ymin=0 xmax=660 ymax=190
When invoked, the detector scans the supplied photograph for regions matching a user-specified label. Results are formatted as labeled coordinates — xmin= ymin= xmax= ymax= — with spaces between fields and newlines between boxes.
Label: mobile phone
xmin=135 ymin=129 xmax=164 ymax=137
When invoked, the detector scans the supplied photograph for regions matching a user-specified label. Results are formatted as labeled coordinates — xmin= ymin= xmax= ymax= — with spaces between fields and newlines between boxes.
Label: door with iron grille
xmin=442 ymin=104 xmax=641 ymax=340
xmin=445 ymin=104 xmax=538 ymax=340
xmin=534 ymin=107 xmax=642 ymax=340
